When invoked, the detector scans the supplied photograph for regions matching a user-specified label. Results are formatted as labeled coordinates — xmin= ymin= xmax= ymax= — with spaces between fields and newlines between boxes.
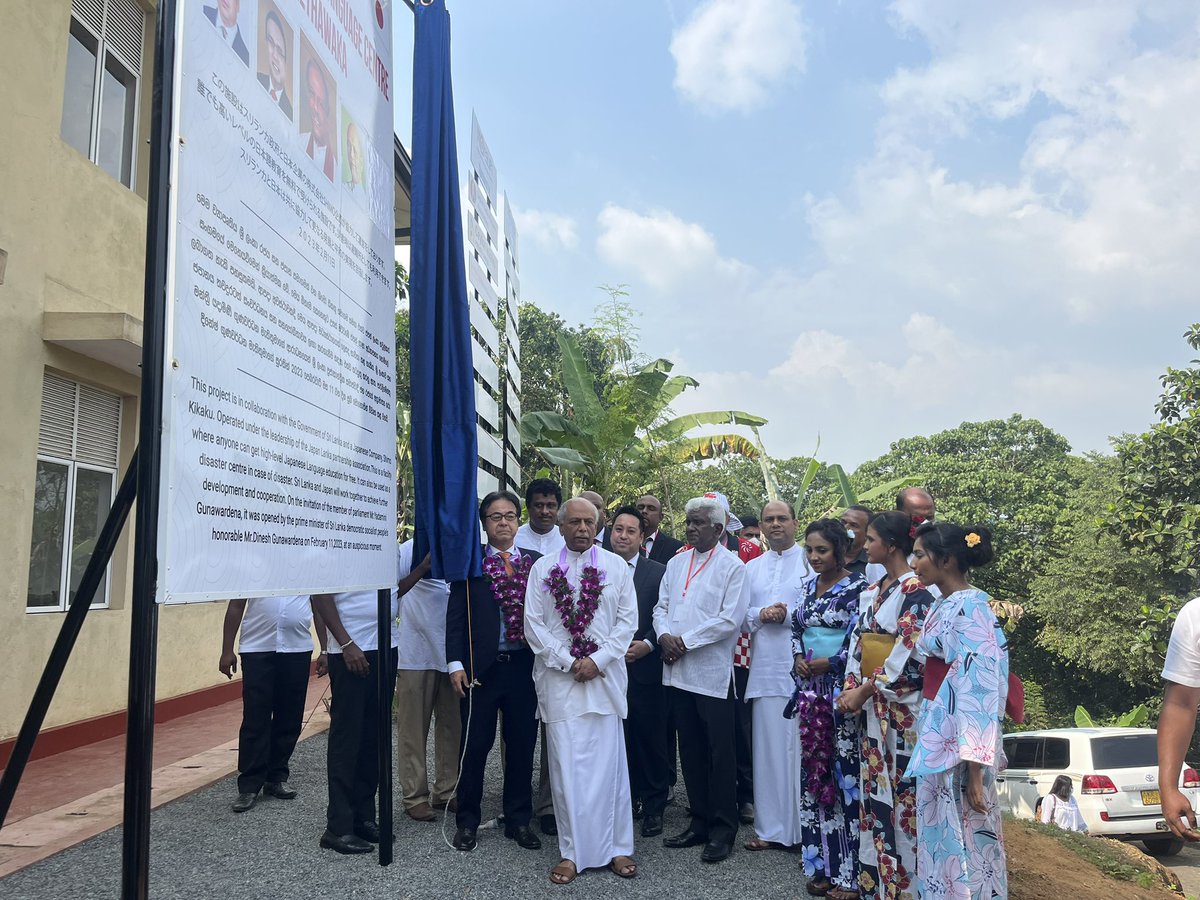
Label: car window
xmin=1008 ymin=737 xmax=1042 ymax=769
xmin=1091 ymin=733 xmax=1157 ymax=769
xmin=1042 ymin=738 xmax=1070 ymax=769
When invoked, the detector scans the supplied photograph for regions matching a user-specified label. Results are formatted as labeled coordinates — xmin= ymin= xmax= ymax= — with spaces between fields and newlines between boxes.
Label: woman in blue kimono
xmin=791 ymin=518 xmax=867 ymax=899
xmin=907 ymin=522 xmax=1008 ymax=900
xmin=837 ymin=511 xmax=935 ymax=899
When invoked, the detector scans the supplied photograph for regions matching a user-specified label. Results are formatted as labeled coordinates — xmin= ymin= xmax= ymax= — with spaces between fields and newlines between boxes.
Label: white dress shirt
xmin=653 ymin=545 xmax=748 ymax=699
xmin=742 ymin=544 xmax=811 ymax=699
xmin=515 ymin=521 xmax=565 ymax=557
xmin=238 ymin=595 xmax=314 ymax=653
xmin=395 ymin=539 xmax=451 ymax=672
xmin=525 ymin=546 xmax=638 ymax=723
xmin=325 ymin=545 xmax=402 ymax=654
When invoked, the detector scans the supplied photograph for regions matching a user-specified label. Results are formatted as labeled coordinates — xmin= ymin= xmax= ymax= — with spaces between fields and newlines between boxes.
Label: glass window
xmin=1042 ymin=738 xmax=1071 ymax=769
xmin=27 ymin=373 xmax=121 ymax=612
xmin=1008 ymin=737 xmax=1042 ymax=769
xmin=59 ymin=1 xmax=144 ymax=189
xmin=1091 ymin=734 xmax=1159 ymax=769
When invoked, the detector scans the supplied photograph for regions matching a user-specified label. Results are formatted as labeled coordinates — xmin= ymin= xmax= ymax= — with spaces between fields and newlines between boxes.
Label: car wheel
xmin=1143 ymin=837 xmax=1184 ymax=857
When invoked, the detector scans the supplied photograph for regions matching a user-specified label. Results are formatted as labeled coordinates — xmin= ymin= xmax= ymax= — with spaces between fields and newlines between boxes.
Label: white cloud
xmin=512 ymin=208 xmax=579 ymax=250
xmin=670 ymin=0 xmax=807 ymax=114
xmin=595 ymin=204 xmax=751 ymax=292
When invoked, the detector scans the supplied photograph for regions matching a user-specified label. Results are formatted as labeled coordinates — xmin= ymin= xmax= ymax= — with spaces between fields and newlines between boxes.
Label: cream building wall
xmin=0 ymin=0 xmax=234 ymax=741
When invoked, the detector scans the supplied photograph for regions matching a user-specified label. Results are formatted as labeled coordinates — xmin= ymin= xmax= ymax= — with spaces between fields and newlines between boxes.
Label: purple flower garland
xmin=482 ymin=552 xmax=534 ymax=643
xmin=542 ymin=550 xmax=605 ymax=659
xmin=794 ymin=677 xmax=839 ymax=807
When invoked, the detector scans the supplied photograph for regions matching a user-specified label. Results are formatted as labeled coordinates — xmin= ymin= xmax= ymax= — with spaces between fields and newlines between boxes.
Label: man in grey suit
xmin=203 ymin=0 xmax=249 ymax=66
xmin=609 ymin=505 xmax=670 ymax=838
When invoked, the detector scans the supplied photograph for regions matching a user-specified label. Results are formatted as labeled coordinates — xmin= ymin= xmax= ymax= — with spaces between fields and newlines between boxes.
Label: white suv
xmin=999 ymin=727 xmax=1200 ymax=856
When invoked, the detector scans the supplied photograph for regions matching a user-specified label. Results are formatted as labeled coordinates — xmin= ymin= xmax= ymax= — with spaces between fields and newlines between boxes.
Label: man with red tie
xmin=300 ymin=60 xmax=336 ymax=181
xmin=257 ymin=10 xmax=293 ymax=120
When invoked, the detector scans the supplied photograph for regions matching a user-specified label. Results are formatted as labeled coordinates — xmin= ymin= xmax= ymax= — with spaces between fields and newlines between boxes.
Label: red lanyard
xmin=683 ymin=547 xmax=716 ymax=597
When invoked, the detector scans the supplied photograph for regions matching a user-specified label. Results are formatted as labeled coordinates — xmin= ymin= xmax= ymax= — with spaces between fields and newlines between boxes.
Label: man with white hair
xmin=654 ymin=496 xmax=749 ymax=863
xmin=525 ymin=497 xmax=640 ymax=884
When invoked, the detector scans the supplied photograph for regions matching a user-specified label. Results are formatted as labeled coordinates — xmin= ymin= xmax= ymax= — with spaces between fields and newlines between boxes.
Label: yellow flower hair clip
xmin=965 ymin=532 xmax=982 ymax=548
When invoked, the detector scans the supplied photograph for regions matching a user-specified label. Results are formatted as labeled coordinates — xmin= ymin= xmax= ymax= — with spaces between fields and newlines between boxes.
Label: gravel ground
xmin=0 ymin=731 xmax=810 ymax=900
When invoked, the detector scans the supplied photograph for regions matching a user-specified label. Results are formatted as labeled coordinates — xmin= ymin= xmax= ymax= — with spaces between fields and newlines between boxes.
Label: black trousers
xmin=671 ymin=684 xmax=738 ymax=845
xmin=733 ymin=665 xmax=754 ymax=806
xmin=326 ymin=648 xmax=397 ymax=835
xmin=624 ymin=680 xmax=670 ymax=816
xmin=237 ymin=651 xmax=311 ymax=795
xmin=454 ymin=649 xmax=538 ymax=831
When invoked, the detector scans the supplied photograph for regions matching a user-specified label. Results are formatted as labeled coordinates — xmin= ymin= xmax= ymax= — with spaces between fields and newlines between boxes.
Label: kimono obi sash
xmin=800 ymin=626 xmax=846 ymax=660
xmin=859 ymin=632 xmax=897 ymax=677
xmin=922 ymin=656 xmax=1026 ymax=724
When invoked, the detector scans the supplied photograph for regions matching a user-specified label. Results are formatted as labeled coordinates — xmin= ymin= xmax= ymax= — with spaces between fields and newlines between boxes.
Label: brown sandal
xmin=805 ymin=878 xmax=832 ymax=897
xmin=609 ymin=855 xmax=637 ymax=878
xmin=827 ymin=889 xmax=860 ymax=900
xmin=744 ymin=838 xmax=780 ymax=851
xmin=550 ymin=860 xmax=578 ymax=885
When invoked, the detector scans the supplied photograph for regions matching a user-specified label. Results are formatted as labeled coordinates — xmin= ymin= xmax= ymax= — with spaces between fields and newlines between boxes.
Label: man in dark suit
xmin=608 ymin=505 xmax=671 ymax=838
xmin=203 ymin=0 xmax=249 ymax=66
xmin=257 ymin=9 xmax=293 ymax=119
xmin=638 ymin=494 xmax=684 ymax=563
xmin=445 ymin=490 xmax=542 ymax=853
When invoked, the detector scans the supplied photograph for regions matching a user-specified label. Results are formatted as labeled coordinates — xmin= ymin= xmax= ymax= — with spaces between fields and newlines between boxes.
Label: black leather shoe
xmin=319 ymin=830 xmax=372 ymax=854
xmin=663 ymin=829 xmax=707 ymax=849
xmin=632 ymin=798 xmax=644 ymax=820
xmin=505 ymin=824 xmax=542 ymax=850
xmin=739 ymin=802 xmax=755 ymax=825
xmin=263 ymin=781 xmax=297 ymax=800
xmin=701 ymin=840 xmax=733 ymax=863
xmin=452 ymin=827 xmax=477 ymax=851
xmin=355 ymin=821 xmax=394 ymax=844
xmin=641 ymin=814 xmax=663 ymax=837
xmin=539 ymin=814 xmax=558 ymax=836
xmin=231 ymin=792 xmax=258 ymax=813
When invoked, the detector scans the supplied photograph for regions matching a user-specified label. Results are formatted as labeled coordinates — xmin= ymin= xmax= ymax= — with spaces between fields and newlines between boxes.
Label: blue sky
xmin=393 ymin=0 xmax=1200 ymax=467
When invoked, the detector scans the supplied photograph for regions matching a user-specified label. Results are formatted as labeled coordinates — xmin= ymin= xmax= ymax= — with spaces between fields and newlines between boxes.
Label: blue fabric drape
xmin=410 ymin=0 xmax=481 ymax=581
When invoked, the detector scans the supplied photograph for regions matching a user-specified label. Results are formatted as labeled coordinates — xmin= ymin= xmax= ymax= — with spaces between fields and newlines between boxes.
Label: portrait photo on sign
xmin=340 ymin=105 xmax=368 ymax=197
xmin=256 ymin=0 xmax=293 ymax=121
xmin=297 ymin=35 xmax=338 ymax=181
xmin=203 ymin=0 xmax=251 ymax=67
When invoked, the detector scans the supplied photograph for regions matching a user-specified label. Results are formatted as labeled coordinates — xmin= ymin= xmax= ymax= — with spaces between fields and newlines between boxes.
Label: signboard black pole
xmin=121 ymin=0 xmax=178 ymax=895
xmin=377 ymin=587 xmax=394 ymax=865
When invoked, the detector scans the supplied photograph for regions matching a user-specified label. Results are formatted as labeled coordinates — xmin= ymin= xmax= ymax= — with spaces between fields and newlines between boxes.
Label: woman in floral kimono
xmin=837 ymin=512 xmax=935 ymax=900
xmin=791 ymin=518 xmax=867 ymax=899
xmin=907 ymin=522 xmax=1008 ymax=900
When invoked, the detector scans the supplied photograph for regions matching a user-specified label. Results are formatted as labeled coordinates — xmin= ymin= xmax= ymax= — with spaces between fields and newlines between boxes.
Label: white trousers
xmin=545 ymin=713 xmax=635 ymax=870
xmin=751 ymin=695 xmax=803 ymax=845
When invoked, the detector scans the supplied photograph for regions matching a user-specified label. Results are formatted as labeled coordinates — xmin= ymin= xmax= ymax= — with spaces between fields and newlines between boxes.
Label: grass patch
xmin=1007 ymin=815 xmax=1162 ymax=890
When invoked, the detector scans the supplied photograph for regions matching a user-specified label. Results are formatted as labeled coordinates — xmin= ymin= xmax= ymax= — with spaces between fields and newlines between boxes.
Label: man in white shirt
xmin=1157 ymin=596 xmax=1200 ymax=841
xmin=580 ymin=490 xmax=608 ymax=548
xmin=311 ymin=552 xmax=401 ymax=854
xmin=203 ymin=0 xmax=249 ymax=66
xmin=741 ymin=501 xmax=811 ymax=850
xmin=219 ymin=594 xmax=317 ymax=813
xmin=525 ymin=497 xmax=639 ymax=884
xmin=515 ymin=478 xmax=566 ymax=557
xmin=655 ymin=495 xmax=749 ymax=863
xmin=256 ymin=9 xmax=292 ymax=118
xmin=299 ymin=59 xmax=336 ymax=181
xmin=393 ymin=539 xmax=459 ymax=823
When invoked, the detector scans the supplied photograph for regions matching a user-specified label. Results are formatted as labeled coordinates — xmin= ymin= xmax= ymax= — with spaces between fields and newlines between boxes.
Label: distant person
xmin=257 ymin=9 xmax=292 ymax=118
xmin=580 ymin=490 xmax=608 ymax=547
xmin=738 ymin=515 xmax=763 ymax=548
xmin=218 ymin=595 xmax=317 ymax=813
xmin=515 ymin=478 xmax=566 ymax=557
xmin=1038 ymin=775 xmax=1087 ymax=833
xmin=908 ymin=522 xmax=1008 ymax=900
xmin=300 ymin=59 xmax=336 ymax=180
xmin=393 ymin=540 xmax=459 ymax=823
xmin=204 ymin=0 xmax=249 ymax=66
xmin=637 ymin=494 xmax=684 ymax=564
xmin=1157 ymin=595 xmax=1200 ymax=842
xmin=841 ymin=503 xmax=884 ymax=583
xmin=895 ymin=486 xmax=936 ymax=524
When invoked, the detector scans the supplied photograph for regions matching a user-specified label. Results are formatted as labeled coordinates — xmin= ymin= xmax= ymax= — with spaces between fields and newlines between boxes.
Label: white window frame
xmin=62 ymin=0 xmax=144 ymax=188
xmin=27 ymin=376 xmax=122 ymax=614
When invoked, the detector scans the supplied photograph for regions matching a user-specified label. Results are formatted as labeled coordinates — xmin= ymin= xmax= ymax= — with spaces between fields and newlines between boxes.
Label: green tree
xmin=1106 ymin=323 xmax=1200 ymax=583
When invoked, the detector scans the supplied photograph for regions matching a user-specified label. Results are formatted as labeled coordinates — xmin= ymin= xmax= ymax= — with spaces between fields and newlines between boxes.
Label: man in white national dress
xmin=525 ymin=497 xmax=640 ymax=886
xmin=742 ymin=500 xmax=811 ymax=851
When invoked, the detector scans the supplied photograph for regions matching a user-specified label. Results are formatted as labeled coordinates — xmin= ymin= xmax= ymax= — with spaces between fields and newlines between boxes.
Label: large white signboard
xmin=159 ymin=0 xmax=397 ymax=602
